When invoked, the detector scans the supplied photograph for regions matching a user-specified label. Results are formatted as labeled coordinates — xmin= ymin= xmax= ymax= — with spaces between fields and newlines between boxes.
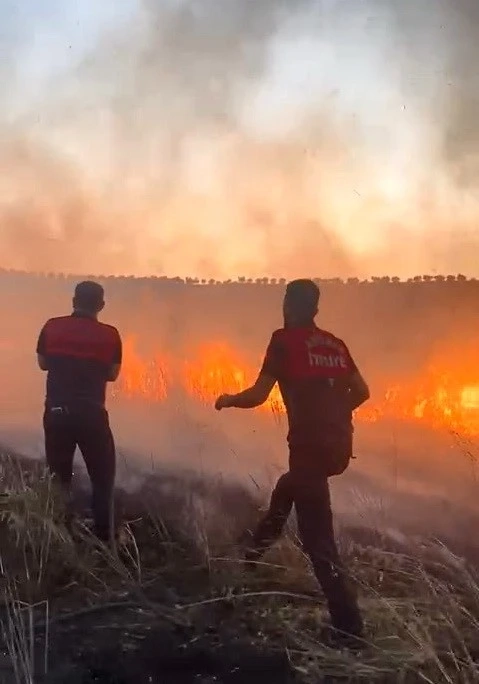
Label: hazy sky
xmin=1 ymin=0 xmax=135 ymax=110
xmin=1 ymin=0 xmax=478 ymax=279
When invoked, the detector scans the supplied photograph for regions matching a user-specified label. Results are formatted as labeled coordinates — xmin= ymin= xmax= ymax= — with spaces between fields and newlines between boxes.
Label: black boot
xmin=325 ymin=589 xmax=364 ymax=650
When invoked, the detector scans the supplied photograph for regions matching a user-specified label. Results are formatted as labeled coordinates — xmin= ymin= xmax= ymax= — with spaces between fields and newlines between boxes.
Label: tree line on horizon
xmin=0 ymin=269 xmax=474 ymax=287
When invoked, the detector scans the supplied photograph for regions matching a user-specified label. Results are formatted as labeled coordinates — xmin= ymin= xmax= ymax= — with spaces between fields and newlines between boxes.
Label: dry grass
xmin=0 ymin=452 xmax=478 ymax=683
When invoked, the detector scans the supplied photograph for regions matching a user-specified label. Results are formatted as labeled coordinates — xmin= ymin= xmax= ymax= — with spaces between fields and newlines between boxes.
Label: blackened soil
xmin=39 ymin=612 xmax=296 ymax=684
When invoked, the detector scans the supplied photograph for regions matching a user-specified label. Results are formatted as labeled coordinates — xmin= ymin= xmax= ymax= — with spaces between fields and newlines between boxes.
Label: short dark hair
xmin=73 ymin=281 xmax=104 ymax=312
xmin=284 ymin=279 xmax=320 ymax=318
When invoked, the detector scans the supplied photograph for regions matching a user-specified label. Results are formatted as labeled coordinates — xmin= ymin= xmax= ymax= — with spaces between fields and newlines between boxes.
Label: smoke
xmin=1 ymin=0 xmax=479 ymax=278
xmin=439 ymin=1 xmax=479 ymax=187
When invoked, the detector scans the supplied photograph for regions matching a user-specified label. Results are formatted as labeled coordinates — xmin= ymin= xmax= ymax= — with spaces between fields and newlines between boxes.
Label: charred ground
xmin=1 ymin=449 xmax=479 ymax=683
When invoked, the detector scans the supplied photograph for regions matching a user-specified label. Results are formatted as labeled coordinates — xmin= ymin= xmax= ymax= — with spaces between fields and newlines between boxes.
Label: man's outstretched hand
xmin=215 ymin=394 xmax=234 ymax=411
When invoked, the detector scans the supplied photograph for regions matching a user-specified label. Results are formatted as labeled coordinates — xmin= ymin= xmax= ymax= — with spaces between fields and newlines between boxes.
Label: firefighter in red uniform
xmin=215 ymin=279 xmax=370 ymax=643
xmin=36 ymin=281 xmax=122 ymax=543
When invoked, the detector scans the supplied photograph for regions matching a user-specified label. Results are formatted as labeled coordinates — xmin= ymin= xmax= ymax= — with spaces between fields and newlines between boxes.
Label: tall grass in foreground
xmin=0 ymin=453 xmax=478 ymax=682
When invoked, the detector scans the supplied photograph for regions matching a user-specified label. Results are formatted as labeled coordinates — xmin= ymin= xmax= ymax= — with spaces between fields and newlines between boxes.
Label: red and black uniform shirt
xmin=36 ymin=313 xmax=122 ymax=408
xmin=261 ymin=325 xmax=357 ymax=449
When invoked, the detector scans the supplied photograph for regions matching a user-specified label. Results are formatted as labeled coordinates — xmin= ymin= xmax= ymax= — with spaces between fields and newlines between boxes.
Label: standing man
xmin=36 ymin=281 xmax=122 ymax=543
xmin=215 ymin=279 xmax=370 ymax=643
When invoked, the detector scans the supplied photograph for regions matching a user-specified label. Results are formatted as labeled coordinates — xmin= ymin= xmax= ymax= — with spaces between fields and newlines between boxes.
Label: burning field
xmin=117 ymin=333 xmax=479 ymax=437
xmin=2 ymin=0 xmax=479 ymax=676
xmin=1 ymin=272 xmax=479 ymax=682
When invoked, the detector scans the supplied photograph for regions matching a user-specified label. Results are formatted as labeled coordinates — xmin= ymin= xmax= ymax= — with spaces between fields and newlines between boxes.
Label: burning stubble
xmin=0 ymin=0 xmax=479 ymax=540
xmin=0 ymin=272 xmax=478 ymax=536
xmin=0 ymin=0 xmax=479 ymax=277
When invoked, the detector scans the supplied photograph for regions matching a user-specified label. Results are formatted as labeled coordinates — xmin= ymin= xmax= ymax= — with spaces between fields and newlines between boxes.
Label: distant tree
xmin=238 ymin=276 xmax=245 ymax=283
xmin=413 ymin=276 xmax=422 ymax=283
xmin=279 ymin=278 xmax=286 ymax=285
xmin=446 ymin=275 xmax=456 ymax=282
xmin=434 ymin=275 xmax=445 ymax=282
xmin=457 ymin=274 xmax=466 ymax=281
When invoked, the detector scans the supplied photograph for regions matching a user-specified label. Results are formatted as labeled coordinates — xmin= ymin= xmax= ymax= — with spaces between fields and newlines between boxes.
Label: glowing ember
xmin=114 ymin=336 xmax=479 ymax=436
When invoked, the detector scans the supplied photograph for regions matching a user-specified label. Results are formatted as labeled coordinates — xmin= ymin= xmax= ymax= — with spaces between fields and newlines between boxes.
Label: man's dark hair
xmin=73 ymin=281 xmax=105 ymax=313
xmin=284 ymin=279 xmax=320 ymax=320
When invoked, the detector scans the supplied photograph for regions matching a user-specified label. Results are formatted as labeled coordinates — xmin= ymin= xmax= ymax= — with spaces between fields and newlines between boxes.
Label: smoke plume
xmin=1 ymin=0 xmax=479 ymax=278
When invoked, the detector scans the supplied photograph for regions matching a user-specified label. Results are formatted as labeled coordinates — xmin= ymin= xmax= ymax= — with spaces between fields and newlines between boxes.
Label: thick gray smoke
xmin=0 ymin=0 xmax=479 ymax=278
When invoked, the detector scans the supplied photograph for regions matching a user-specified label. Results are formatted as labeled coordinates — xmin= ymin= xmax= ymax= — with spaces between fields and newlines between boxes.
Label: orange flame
xmin=114 ymin=335 xmax=479 ymax=436
xmin=182 ymin=342 xmax=249 ymax=403
xmin=118 ymin=336 xmax=169 ymax=402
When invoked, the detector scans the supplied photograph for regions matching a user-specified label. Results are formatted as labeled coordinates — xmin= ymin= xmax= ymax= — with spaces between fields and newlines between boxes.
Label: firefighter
xmin=215 ymin=279 xmax=370 ymax=644
xmin=36 ymin=281 xmax=122 ymax=543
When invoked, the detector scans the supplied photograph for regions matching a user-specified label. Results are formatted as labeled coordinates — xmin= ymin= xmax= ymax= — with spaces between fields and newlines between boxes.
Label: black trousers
xmin=43 ymin=404 xmax=116 ymax=542
xmin=248 ymin=458 xmax=363 ymax=635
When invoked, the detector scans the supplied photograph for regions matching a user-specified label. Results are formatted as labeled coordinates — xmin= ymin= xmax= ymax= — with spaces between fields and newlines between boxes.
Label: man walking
xmin=215 ymin=279 xmax=370 ymax=643
xmin=36 ymin=281 xmax=122 ymax=543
